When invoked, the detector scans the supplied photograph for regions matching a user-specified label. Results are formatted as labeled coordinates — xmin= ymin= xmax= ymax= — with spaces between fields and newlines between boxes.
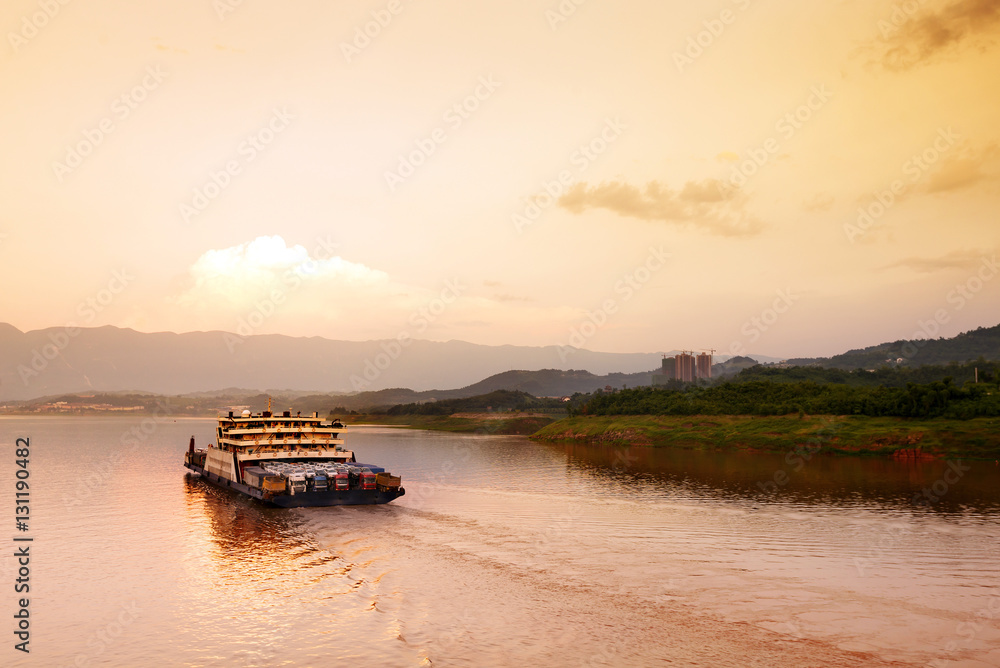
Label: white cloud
xmin=165 ymin=238 xmax=580 ymax=343
xmin=176 ymin=235 xmax=388 ymax=308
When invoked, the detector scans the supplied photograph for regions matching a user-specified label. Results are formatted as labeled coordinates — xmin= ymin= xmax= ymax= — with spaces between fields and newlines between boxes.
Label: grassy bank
xmin=350 ymin=412 xmax=558 ymax=435
xmin=531 ymin=415 xmax=1000 ymax=459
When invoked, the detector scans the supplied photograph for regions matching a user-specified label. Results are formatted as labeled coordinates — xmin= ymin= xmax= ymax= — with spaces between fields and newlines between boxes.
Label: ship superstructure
xmin=184 ymin=406 xmax=404 ymax=507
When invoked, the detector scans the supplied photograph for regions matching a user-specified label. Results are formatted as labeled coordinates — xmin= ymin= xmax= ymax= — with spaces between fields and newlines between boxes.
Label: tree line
xmin=383 ymin=390 xmax=565 ymax=416
xmin=787 ymin=324 xmax=1000 ymax=369
xmin=574 ymin=377 xmax=1000 ymax=419
xmin=729 ymin=359 xmax=995 ymax=388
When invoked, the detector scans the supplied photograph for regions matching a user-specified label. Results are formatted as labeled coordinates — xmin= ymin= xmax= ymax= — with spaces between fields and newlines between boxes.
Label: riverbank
xmin=531 ymin=414 xmax=1000 ymax=459
xmin=350 ymin=412 xmax=558 ymax=435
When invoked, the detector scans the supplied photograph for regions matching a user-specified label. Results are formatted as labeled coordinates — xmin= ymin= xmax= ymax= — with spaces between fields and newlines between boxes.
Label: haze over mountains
xmin=2 ymin=322 xmax=995 ymax=402
xmin=0 ymin=323 xmax=683 ymax=401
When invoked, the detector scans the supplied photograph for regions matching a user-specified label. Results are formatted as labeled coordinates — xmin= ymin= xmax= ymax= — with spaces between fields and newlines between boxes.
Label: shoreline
xmin=8 ymin=411 xmax=999 ymax=459
xmin=344 ymin=413 xmax=558 ymax=435
xmin=530 ymin=414 xmax=1000 ymax=459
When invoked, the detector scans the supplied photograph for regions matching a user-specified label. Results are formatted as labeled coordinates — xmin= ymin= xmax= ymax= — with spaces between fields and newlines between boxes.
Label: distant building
xmin=651 ymin=350 xmax=714 ymax=385
xmin=651 ymin=356 xmax=676 ymax=386
xmin=696 ymin=353 xmax=712 ymax=380
xmin=675 ymin=353 xmax=695 ymax=382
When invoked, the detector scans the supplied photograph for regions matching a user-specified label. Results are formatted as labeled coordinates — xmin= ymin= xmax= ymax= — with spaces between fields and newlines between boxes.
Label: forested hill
xmin=788 ymin=324 xmax=1000 ymax=370
xmin=732 ymin=360 xmax=995 ymax=387
xmin=384 ymin=390 xmax=564 ymax=415
xmin=576 ymin=378 xmax=1000 ymax=419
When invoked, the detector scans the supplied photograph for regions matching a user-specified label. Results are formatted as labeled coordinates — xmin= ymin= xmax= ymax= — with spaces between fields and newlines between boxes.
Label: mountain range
xmin=2 ymin=322 xmax=996 ymax=402
xmin=0 ymin=323 xmax=674 ymax=401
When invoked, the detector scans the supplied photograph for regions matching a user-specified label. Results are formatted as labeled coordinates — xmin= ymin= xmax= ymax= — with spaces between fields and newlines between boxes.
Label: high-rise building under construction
xmin=675 ymin=353 xmax=695 ymax=382
xmin=696 ymin=353 xmax=712 ymax=380
xmin=652 ymin=350 xmax=714 ymax=384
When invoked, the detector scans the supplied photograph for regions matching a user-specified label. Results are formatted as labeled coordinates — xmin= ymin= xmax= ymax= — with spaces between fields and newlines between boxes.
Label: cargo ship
xmin=183 ymin=405 xmax=404 ymax=507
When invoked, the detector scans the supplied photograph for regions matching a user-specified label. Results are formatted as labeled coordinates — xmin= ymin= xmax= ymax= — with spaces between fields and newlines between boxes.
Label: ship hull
xmin=185 ymin=463 xmax=405 ymax=507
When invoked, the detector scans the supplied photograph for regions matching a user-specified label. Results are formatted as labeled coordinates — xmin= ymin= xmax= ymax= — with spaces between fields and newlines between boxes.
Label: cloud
xmin=492 ymin=293 xmax=534 ymax=303
xmin=857 ymin=142 xmax=1000 ymax=210
xmin=176 ymin=235 xmax=388 ymax=307
xmin=803 ymin=192 xmax=836 ymax=212
xmin=920 ymin=143 xmax=1000 ymax=194
xmin=877 ymin=0 xmax=1000 ymax=71
xmin=152 ymin=39 xmax=188 ymax=54
xmin=882 ymin=248 xmax=994 ymax=273
xmin=558 ymin=179 xmax=764 ymax=237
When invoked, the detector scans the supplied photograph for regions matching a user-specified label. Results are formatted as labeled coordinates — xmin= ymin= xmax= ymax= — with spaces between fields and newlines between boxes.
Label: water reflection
xmin=551 ymin=441 xmax=1000 ymax=515
xmin=182 ymin=475 xmax=349 ymax=587
xmin=176 ymin=475 xmax=402 ymax=665
xmin=185 ymin=476 xmax=299 ymax=555
xmin=14 ymin=416 xmax=997 ymax=667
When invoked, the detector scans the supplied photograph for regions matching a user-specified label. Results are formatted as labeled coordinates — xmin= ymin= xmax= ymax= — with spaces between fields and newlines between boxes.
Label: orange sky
xmin=1 ymin=0 xmax=998 ymax=358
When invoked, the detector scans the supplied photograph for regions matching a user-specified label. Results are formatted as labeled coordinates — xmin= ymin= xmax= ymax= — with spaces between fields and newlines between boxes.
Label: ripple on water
xmin=5 ymin=419 xmax=999 ymax=667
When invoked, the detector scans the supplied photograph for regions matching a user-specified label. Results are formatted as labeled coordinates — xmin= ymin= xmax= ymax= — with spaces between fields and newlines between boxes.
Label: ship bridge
xmin=215 ymin=409 xmax=349 ymax=456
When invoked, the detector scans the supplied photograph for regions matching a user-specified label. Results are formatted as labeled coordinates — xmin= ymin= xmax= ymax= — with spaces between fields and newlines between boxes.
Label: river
xmin=2 ymin=416 xmax=999 ymax=667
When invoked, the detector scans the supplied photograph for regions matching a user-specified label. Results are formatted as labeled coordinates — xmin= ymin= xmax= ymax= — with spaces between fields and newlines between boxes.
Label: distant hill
xmin=449 ymin=368 xmax=653 ymax=396
xmin=4 ymin=321 xmax=995 ymax=403
xmin=9 ymin=368 xmax=659 ymax=415
xmin=712 ymin=355 xmax=760 ymax=378
xmin=385 ymin=389 xmax=563 ymax=415
xmin=787 ymin=324 xmax=1000 ymax=370
xmin=0 ymin=323 xmax=664 ymax=401
xmin=287 ymin=368 xmax=656 ymax=413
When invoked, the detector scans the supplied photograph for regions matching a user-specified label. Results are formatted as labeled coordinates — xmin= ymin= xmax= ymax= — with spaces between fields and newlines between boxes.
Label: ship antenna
xmin=267 ymin=396 xmax=271 ymax=413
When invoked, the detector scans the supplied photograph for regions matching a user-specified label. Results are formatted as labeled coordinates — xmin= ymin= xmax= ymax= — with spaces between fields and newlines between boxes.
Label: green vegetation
xmin=10 ymin=323 xmax=998 ymax=459
xmin=381 ymin=390 xmax=565 ymax=415
xmin=344 ymin=390 xmax=563 ymax=434
xmin=350 ymin=413 xmax=556 ymax=435
xmin=574 ymin=376 xmax=1000 ymax=419
xmin=788 ymin=323 xmax=1000 ymax=369
xmin=730 ymin=359 xmax=997 ymax=388
xmin=531 ymin=415 xmax=1000 ymax=459
xmin=541 ymin=365 xmax=1000 ymax=457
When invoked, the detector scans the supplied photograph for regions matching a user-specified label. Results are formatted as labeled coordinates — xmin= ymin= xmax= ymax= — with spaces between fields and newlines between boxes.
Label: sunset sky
xmin=1 ymin=0 xmax=998 ymax=359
